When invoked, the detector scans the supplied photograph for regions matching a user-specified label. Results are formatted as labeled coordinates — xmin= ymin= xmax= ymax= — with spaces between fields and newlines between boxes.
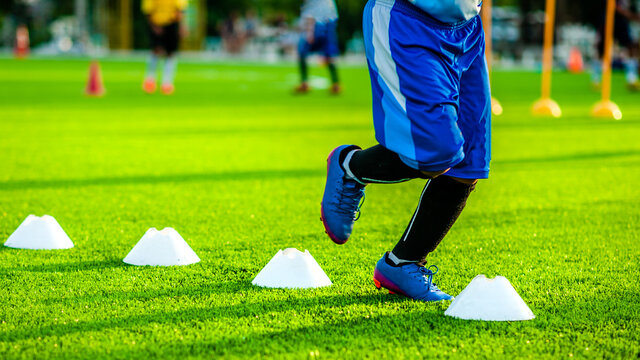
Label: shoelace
xmin=411 ymin=265 xmax=439 ymax=291
xmin=334 ymin=180 xmax=365 ymax=220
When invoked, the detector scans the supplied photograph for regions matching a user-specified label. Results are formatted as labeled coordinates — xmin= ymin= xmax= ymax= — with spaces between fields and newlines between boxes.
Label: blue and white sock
xmin=145 ymin=54 xmax=159 ymax=80
xmin=162 ymin=56 xmax=178 ymax=86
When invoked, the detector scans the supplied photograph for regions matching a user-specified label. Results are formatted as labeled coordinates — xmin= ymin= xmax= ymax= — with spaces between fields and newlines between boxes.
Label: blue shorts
xmin=363 ymin=0 xmax=491 ymax=179
xmin=298 ymin=20 xmax=340 ymax=59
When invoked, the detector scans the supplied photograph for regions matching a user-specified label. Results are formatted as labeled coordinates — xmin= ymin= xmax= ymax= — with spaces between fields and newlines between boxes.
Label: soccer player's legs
xmin=388 ymin=19 xmax=487 ymax=253
xmin=594 ymin=16 xmax=639 ymax=89
xmin=160 ymin=22 xmax=180 ymax=94
xmin=359 ymin=0 xmax=488 ymax=301
xmin=320 ymin=141 xmax=441 ymax=246
xmin=347 ymin=144 xmax=426 ymax=184
xmin=295 ymin=37 xmax=312 ymax=93
xmin=143 ymin=27 xmax=163 ymax=93
xmin=384 ymin=33 xmax=489 ymax=301
xmin=614 ymin=19 xmax=639 ymax=87
xmin=322 ymin=21 xmax=341 ymax=94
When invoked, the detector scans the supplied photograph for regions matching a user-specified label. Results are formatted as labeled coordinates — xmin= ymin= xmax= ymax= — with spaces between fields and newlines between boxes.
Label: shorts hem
xmin=398 ymin=150 xmax=464 ymax=173
xmin=445 ymin=168 xmax=489 ymax=180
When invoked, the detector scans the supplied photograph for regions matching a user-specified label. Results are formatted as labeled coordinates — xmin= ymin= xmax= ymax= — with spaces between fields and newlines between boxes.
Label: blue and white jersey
xmin=408 ymin=0 xmax=482 ymax=24
xmin=301 ymin=0 xmax=339 ymax=23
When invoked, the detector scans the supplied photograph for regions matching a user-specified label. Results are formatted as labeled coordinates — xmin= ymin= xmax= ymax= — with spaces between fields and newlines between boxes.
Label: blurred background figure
xmin=142 ymin=0 xmax=188 ymax=95
xmin=294 ymin=0 xmax=341 ymax=95
xmin=591 ymin=0 xmax=640 ymax=91
xmin=244 ymin=8 xmax=259 ymax=41
xmin=10 ymin=0 xmax=31 ymax=58
xmin=220 ymin=10 xmax=246 ymax=54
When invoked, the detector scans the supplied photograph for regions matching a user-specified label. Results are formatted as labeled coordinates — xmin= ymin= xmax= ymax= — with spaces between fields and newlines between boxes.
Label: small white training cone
xmin=444 ymin=275 xmax=535 ymax=321
xmin=123 ymin=227 xmax=200 ymax=266
xmin=4 ymin=215 xmax=74 ymax=250
xmin=252 ymin=248 xmax=332 ymax=289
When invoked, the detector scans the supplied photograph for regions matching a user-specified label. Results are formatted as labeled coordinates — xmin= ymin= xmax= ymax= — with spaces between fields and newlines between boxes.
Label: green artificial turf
xmin=0 ymin=57 xmax=639 ymax=359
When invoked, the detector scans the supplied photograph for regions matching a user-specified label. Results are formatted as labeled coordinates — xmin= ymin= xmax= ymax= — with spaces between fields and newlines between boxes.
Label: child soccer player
xmin=295 ymin=0 xmax=342 ymax=95
xmin=142 ymin=0 xmax=188 ymax=95
xmin=321 ymin=0 xmax=490 ymax=301
xmin=592 ymin=0 xmax=640 ymax=90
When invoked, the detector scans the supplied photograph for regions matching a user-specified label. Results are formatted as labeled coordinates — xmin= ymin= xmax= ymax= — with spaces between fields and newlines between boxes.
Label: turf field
xmin=0 ymin=57 xmax=639 ymax=359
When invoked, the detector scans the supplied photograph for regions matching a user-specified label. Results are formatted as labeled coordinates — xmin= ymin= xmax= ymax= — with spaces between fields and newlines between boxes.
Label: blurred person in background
xmin=9 ymin=0 xmax=31 ymax=57
xmin=245 ymin=8 xmax=260 ymax=41
xmin=591 ymin=0 xmax=640 ymax=91
xmin=220 ymin=11 xmax=246 ymax=54
xmin=142 ymin=0 xmax=188 ymax=95
xmin=294 ymin=0 xmax=341 ymax=95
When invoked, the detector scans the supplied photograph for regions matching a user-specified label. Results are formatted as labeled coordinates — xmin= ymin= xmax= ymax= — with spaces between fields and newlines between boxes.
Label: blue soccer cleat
xmin=373 ymin=253 xmax=454 ymax=302
xmin=321 ymin=145 xmax=365 ymax=244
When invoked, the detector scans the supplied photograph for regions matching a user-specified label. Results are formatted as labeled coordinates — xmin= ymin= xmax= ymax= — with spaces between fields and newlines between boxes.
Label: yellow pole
xmin=481 ymin=0 xmax=503 ymax=116
xmin=540 ymin=0 xmax=555 ymax=99
xmin=591 ymin=0 xmax=622 ymax=120
xmin=601 ymin=0 xmax=615 ymax=102
xmin=532 ymin=0 xmax=562 ymax=117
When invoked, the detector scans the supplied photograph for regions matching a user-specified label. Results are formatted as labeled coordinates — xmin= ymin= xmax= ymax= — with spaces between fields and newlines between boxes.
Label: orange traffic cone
xmin=85 ymin=61 xmax=106 ymax=97
xmin=14 ymin=25 xmax=30 ymax=59
xmin=567 ymin=46 xmax=584 ymax=73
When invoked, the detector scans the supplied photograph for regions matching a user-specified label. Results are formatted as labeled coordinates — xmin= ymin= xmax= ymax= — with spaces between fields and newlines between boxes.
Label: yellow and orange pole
xmin=481 ymin=0 xmax=503 ymax=116
xmin=592 ymin=0 xmax=622 ymax=120
xmin=532 ymin=0 xmax=562 ymax=117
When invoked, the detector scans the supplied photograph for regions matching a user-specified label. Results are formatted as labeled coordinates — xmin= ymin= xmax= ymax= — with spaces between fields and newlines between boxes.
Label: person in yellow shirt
xmin=142 ymin=0 xmax=188 ymax=95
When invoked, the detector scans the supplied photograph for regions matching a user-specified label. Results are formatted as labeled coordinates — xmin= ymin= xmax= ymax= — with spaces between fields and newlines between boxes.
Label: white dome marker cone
xmin=252 ymin=248 xmax=332 ymax=289
xmin=4 ymin=215 xmax=74 ymax=250
xmin=123 ymin=227 xmax=200 ymax=266
xmin=445 ymin=275 xmax=535 ymax=321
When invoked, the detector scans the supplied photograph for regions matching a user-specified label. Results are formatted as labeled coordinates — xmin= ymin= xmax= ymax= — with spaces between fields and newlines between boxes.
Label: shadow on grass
xmin=5 ymin=279 xmax=638 ymax=357
xmin=2 ymin=150 xmax=638 ymax=192
xmin=3 ymin=290 xmax=409 ymax=343
xmin=55 ymin=307 xmax=535 ymax=359
xmin=98 ymin=123 xmax=371 ymax=139
xmin=0 ymin=168 xmax=324 ymax=191
xmin=36 ymin=291 xmax=640 ymax=358
xmin=0 ymin=258 xmax=124 ymax=273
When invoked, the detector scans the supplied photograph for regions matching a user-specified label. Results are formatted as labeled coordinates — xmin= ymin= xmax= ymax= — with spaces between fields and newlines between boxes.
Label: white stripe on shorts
xmin=370 ymin=0 xmax=417 ymax=164
xmin=371 ymin=0 xmax=406 ymax=112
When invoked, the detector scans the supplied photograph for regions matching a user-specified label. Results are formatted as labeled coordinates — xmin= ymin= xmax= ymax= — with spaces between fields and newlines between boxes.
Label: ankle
xmin=386 ymin=251 xmax=417 ymax=267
